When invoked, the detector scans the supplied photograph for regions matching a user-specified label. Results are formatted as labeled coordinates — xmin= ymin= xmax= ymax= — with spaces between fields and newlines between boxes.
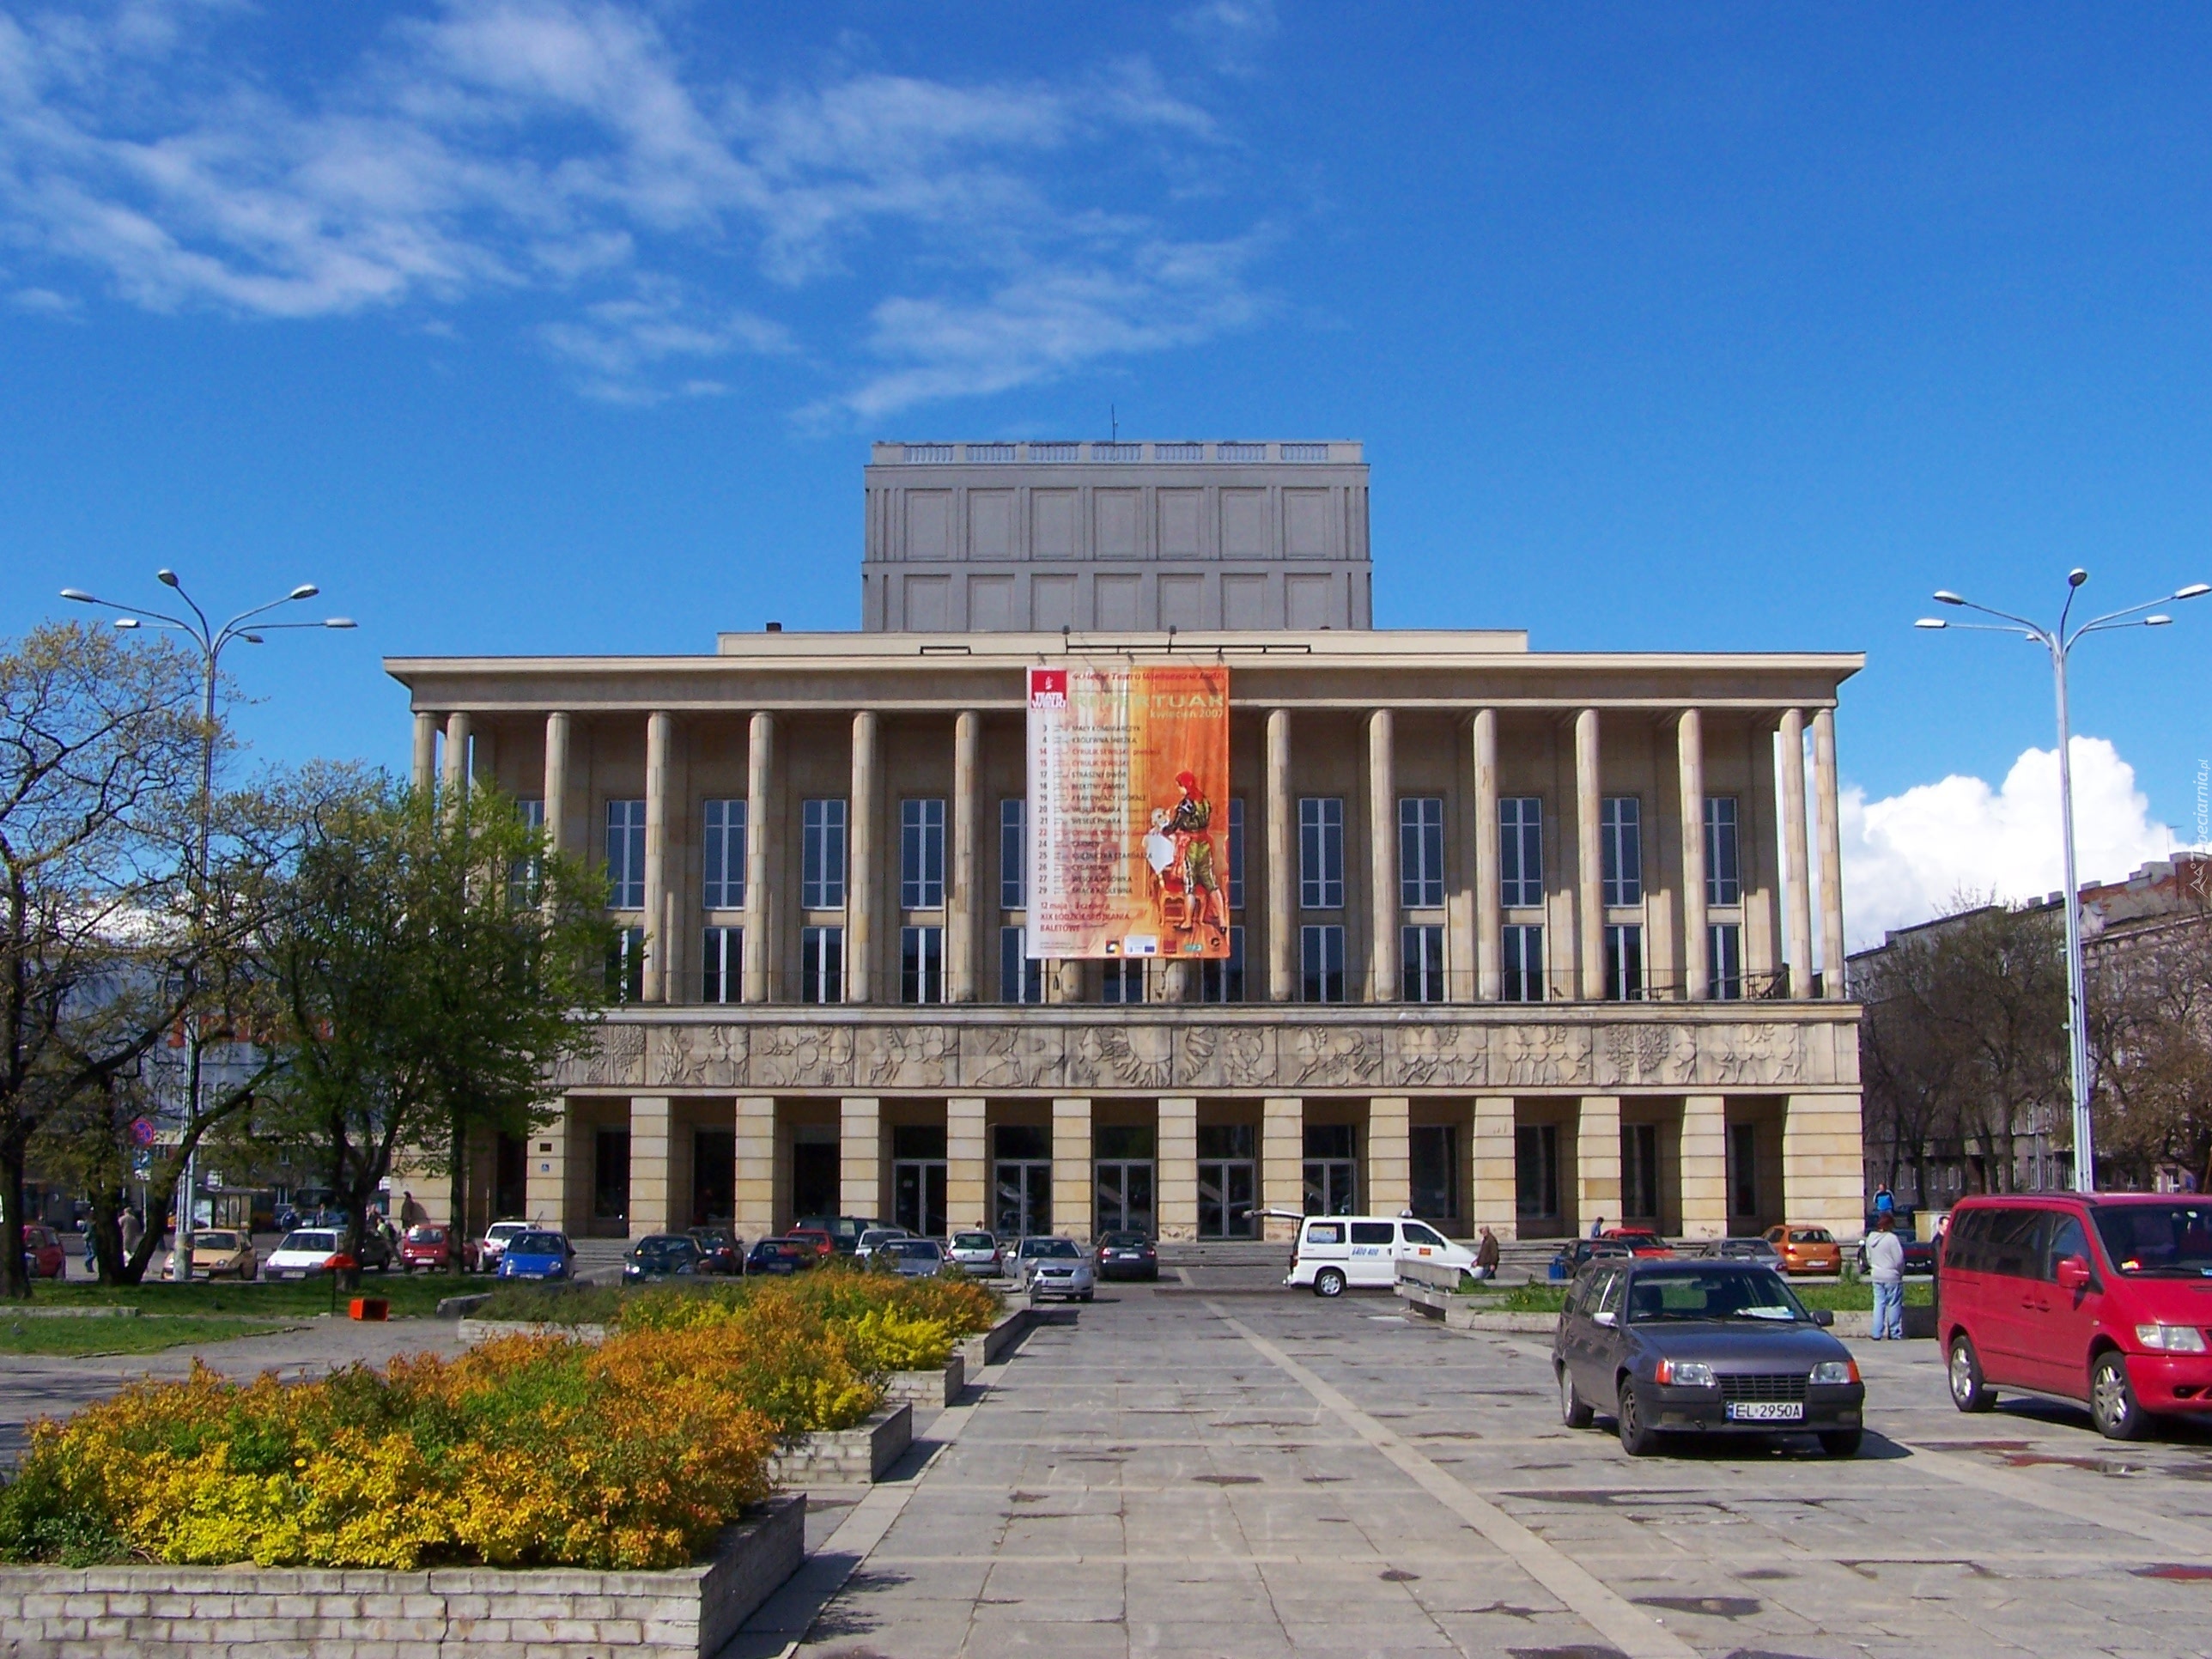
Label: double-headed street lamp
xmin=59 ymin=573 xmax=354 ymax=1267
xmin=1917 ymin=569 xmax=2209 ymax=1193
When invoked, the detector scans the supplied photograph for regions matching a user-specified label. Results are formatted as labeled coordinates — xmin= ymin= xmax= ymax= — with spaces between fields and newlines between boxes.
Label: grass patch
xmin=0 ymin=1316 xmax=293 ymax=1357
xmin=1455 ymin=1276 xmax=1935 ymax=1316
xmin=19 ymin=1274 xmax=460 ymax=1320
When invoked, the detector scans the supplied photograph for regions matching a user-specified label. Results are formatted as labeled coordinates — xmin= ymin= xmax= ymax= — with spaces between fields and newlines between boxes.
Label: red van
xmin=1940 ymin=1193 xmax=2212 ymax=1439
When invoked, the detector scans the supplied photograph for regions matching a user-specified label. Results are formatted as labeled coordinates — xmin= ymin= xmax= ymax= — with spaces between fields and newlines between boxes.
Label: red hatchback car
xmin=1941 ymin=1192 xmax=2212 ymax=1439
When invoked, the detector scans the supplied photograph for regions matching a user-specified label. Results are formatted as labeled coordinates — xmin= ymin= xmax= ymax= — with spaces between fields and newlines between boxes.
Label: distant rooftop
xmin=870 ymin=440 xmax=1363 ymax=465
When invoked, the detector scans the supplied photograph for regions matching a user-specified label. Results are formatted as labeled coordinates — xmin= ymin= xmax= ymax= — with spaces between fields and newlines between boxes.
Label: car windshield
xmin=633 ymin=1238 xmax=690 ymax=1258
xmin=890 ymin=1240 xmax=943 ymax=1259
xmin=2093 ymin=1203 xmax=2212 ymax=1276
xmin=406 ymin=1226 xmax=444 ymax=1243
xmin=1030 ymin=1238 xmax=1079 ymax=1258
xmin=488 ymin=1224 xmax=526 ymax=1240
xmin=280 ymin=1231 xmax=337 ymax=1253
xmin=196 ymin=1232 xmax=238 ymax=1249
xmin=1624 ymin=1267 xmax=1808 ymax=1323
xmin=1101 ymin=1232 xmax=1149 ymax=1247
xmin=952 ymin=1232 xmax=995 ymax=1249
xmin=513 ymin=1232 xmax=564 ymax=1254
xmin=1790 ymin=1230 xmax=1834 ymax=1244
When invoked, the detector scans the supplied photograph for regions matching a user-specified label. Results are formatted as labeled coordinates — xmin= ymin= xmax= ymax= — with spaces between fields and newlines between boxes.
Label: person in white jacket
xmin=1864 ymin=1212 xmax=1906 ymax=1340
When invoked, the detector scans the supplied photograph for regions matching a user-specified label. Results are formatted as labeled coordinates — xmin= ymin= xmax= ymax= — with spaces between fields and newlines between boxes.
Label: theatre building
xmin=386 ymin=440 xmax=1865 ymax=1245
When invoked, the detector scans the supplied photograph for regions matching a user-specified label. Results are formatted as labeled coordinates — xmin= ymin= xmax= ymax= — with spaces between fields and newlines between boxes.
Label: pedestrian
xmin=1865 ymin=1212 xmax=1905 ymax=1340
xmin=119 ymin=1207 xmax=143 ymax=1255
xmin=1873 ymin=1184 xmax=1895 ymax=1218
xmin=1474 ymin=1225 xmax=1500 ymax=1282
xmin=400 ymin=1190 xmax=426 ymax=1228
xmin=1589 ymin=1214 xmax=1605 ymax=1239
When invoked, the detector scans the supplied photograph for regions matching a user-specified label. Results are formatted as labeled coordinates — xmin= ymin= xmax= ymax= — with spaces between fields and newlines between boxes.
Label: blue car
xmin=495 ymin=1229 xmax=574 ymax=1280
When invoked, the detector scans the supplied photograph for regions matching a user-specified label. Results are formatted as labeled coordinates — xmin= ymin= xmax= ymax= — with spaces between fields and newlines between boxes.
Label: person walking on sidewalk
xmin=1865 ymin=1212 xmax=1905 ymax=1340
xmin=1474 ymin=1226 xmax=1500 ymax=1281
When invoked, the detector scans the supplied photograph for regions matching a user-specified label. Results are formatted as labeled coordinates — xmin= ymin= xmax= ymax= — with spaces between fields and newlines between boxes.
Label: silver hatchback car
xmin=1018 ymin=1236 xmax=1095 ymax=1303
xmin=945 ymin=1230 xmax=1005 ymax=1275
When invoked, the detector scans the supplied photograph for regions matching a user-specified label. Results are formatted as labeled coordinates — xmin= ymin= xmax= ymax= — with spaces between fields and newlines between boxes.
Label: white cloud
xmin=1838 ymin=738 xmax=2189 ymax=950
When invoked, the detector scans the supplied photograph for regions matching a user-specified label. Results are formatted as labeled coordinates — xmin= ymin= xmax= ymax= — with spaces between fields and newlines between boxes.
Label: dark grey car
xmin=1553 ymin=1258 xmax=1867 ymax=1457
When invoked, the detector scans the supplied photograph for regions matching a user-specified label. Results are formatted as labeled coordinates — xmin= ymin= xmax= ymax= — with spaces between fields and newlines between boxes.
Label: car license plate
xmin=1725 ymin=1401 xmax=1803 ymax=1422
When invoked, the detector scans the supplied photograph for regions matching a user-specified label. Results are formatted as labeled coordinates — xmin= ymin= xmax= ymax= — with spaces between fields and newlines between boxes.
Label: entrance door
xmin=1304 ymin=1160 xmax=1357 ymax=1217
xmin=1096 ymin=1161 xmax=1156 ymax=1236
xmin=994 ymin=1161 xmax=1051 ymax=1238
xmin=894 ymin=1160 xmax=948 ymax=1238
xmin=1199 ymin=1161 xmax=1256 ymax=1237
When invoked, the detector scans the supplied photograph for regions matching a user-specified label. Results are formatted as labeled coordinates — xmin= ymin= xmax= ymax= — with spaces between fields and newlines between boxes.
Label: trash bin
xmin=349 ymin=1297 xmax=390 ymax=1322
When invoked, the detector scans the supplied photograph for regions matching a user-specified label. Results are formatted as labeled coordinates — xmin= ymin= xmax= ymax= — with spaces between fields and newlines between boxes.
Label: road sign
xmin=129 ymin=1116 xmax=155 ymax=1148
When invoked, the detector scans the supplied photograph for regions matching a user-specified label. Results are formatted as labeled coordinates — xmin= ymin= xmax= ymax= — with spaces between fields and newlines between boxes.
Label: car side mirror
xmin=2056 ymin=1255 xmax=2092 ymax=1292
xmin=1593 ymin=1310 xmax=1616 ymax=1327
xmin=1811 ymin=1309 xmax=1834 ymax=1328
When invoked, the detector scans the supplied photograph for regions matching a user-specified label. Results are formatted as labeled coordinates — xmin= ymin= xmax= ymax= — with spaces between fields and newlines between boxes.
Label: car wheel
xmin=1559 ymin=1365 xmax=1594 ymax=1430
xmin=1080 ymin=1292 xmax=1094 ymax=1304
xmin=1617 ymin=1379 xmax=1659 ymax=1456
xmin=1819 ymin=1430 xmax=1863 ymax=1458
xmin=1315 ymin=1267 xmax=1347 ymax=1298
xmin=2091 ymin=1351 xmax=2150 ymax=1441
xmin=1948 ymin=1334 xmax=1996 ymax=1413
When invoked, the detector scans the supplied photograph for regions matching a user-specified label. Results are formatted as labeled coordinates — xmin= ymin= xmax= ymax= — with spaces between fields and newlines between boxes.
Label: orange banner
xmin=1027 ymin=664 xmax=1231 ymax=960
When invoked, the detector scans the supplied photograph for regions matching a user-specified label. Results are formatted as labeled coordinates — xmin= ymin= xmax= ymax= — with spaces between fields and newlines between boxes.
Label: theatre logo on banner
xmin=1027 ymin=665 xmax=1231 ymax=960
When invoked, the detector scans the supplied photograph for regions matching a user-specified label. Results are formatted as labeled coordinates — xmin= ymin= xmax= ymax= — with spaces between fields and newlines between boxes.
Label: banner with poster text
xmin=1026 ymin=664 xmax=1231 ymax=960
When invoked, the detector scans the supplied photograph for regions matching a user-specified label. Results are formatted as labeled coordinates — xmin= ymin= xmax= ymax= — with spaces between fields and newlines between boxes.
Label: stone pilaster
xmin=1575 ymin=708 xmax=1602 ymax=1000
xmin=849 ymin=712 xmax=880 ymax=1004
xmin=1680 ymin=1094 xmax=1727 ymax=1239
xmin=840 ymin=1097 xmax=881 ymax=1221
xmin=1366 ymin=1096 xmax=1410 ymax=1216
xmin=1783 ymin=1092 xmax=1864 ymax=1235
xmin=744 ymin=712 xmax=775 ymax=1005
xmin=949 ymin=710 xmax=979 ymax=1003
xmin=1814 ymin=708 xmax=1846 ymax=1000
xmin=441 ymin=711 xmax=471 ymax=800
xmin=643 ymin=710 xmax=672 ymax=1003
xmin=1261 ymin=1096 xmax=1303 ymax=1242
xmin=1052 ymin=1097 xmax=1093 ymax=1242
xmin=412 ymin=711 xmax=439 ymax=793
xmin=1157 ymin=1096 xmax=1198 ymax=1242
xmin=1780 ymin=708 xmax=1813 ymax=999
xmin=1368 ymin=708 xmax=1397 ymax=1002
xmin=947 ymin=1097 xmax=987 ymax=1233
xmin=1267 ymin=708 xmax=1295 ymax=1002
xmin=544 ymin=711 xmax=570 ymax=856
xmin=1678 ymin=708 xmax=1707 ymax=1001
xmin=1473 ymin=708 xmax=1501 ymax=1000
xmin=735 ymin=1097 xmax=777 ymax=1238
xmin=1576 ymin=1094 xmax=1621 ymax=1234
xmin=525 ymin=1109 xmax=567 ymax=1231
xmin=629 ymin=1096 xmax=672 ymax=1238
xmin=1472 ymin=1095 xmax=1516 ymax=1239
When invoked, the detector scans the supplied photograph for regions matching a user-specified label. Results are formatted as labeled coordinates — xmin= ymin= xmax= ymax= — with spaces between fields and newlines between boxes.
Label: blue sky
xmin=2 ymin=1 xmax=2208 ymax=940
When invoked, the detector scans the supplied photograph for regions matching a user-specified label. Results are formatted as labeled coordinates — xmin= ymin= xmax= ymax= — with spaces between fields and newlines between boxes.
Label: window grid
xmin=1709 ymin=921 xmax=1744 ymax=1000
xmin=1102 ymin=958 xmax=1146 ymax=1005
xmin=702 ymin=799 xmax=746 ymax=910
xmin=1399 ymin=797 xmax=1445 ymax=909
xmin=1705 ymin=797 xmax=1742 ymax=907
xmin=606 ymin=926 xmax=645 ymax=1004
xmin=1227 ymin=798 xmax=1245 ymax=910
xmin=802 ymin=799 xmax=847 ymax=910
xmin=1502 ymin=923 xmax=1545 ymax=1003
xmin=1601 ymin=797 xmax=1643 ymax=908
xmin=901 ymin=925 xmax=945 ymax=1004
xmin=700 ymin=925 xmax=742 ymax=1005
xmin=1401 ymin=924 xmax=1446 ymax=1003
xmin=799 ymin=925 xmax=844 ymax=1005
xmin=1000 ymin=799 xmax=1026 ymax=909
xmin=1604 ymin=922 xmax=1645 ymax=1002
xmin=605 ymin=799 xmax=646 ymax=908
xmin=509 ymin=798 xmax=544 ymax=907
xmin=902 ymin=798 xmax=945 ymax=909
xmin=1300 ymin=923 xmax=1346 ymax=1003
xmin=1299 ymin=798 xmax=1345 ymax=910
xmin=1200 ymin=926 xmax=1246 ymax=1003
xmin=1000 ymin=927 xmax=1045 ymax=1004
xmin=1499 ymin=798 xmax=1543 ymax=908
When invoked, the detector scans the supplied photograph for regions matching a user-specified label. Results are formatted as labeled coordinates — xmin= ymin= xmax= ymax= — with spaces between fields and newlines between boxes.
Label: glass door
xmin=994 ymin=1162 xmax=1051 ymax=1238
xmin=1095 ymin=1161 xmax=1156 ymax=1237
xmin=1198 ymin=1160 xmax=1256 ymax=1237
xmin=1303 ymin=1123 xmax=1357 ymax=1217
xmin=894 ymin=1160 xmax=947 ymax=1237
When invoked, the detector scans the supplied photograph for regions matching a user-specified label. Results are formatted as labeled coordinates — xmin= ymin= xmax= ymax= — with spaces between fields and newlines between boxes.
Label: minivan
xmin=1285 ymin=1215 xmax=1474 ymax=1297
xmin=1941 ymin=1192 xmax=2212 ymax=1440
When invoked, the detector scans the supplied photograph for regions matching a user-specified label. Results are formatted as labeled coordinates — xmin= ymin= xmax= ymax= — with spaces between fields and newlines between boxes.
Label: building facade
xmin=387 ymin=441 xmax=1864 ymax=1245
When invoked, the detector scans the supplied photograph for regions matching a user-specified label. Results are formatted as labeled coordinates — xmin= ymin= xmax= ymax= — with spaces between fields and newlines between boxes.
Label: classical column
xmin=441 ymin=711 xmax=472 ymax=799
xmin=1575 ymin=708 xmax=1603 ymax=1000
xmin=1052 ymin=1098 xmax=1093 ymax=1242
xmin=1780 ymin=708 xmax=1814 ymax=999
xmin=1576 ymin=1095 xmax=1621 ymax=1234
xmin=629 ymin=1097 xmax=672 ymax=1238
xmin=1678 ymin=708 xmax=1708 ymax=1001
xmin=1267 ymin=708 xmax=1295 ymax=1002
xmin=642 ymin=710 xmax=672 ymax=1003
xmin=412 ymin=712 xmax=439 ymax=793
xmin=1680 ymin=1095 xmax=1727 ymax=1239
xmin=1367 ymin=1097 xmax=1410 ymax=1216
xmin=524 ymin=1104 xmax=568 ymax=1230
xmin=734 ymin=1097 xmax=777 ymax=1239
xmin=1472 ymin=1096 xmax=1516 ymax=1238
xmin=543 ymin=711 xmax=570 ymax=856
xmin=949 ymin=711 xmax=980 ymax=1003
xmin=840 ymin=1097 xmax=882 ymax=1221
xmin=1813 ymin=708 xmax=1847 ymax=1000
xmin=848 ymin=712 xmax=880 ymax=1004
xmin=1368 ymin=708 xmax=1398 ymax=1003
xmin=947 ymin=1097 xmax=988 ymax=1232
xmin=1473 ymin=708 xmax=1502 ymax=1000
xmin=1261 ymin=1097 xmax=1304 ymax=1242
xmin=743 ymin=713 xmax=775 ymax=1004
xmin=1782 ymin=1093 xmax=1865 ymax=1237
xmin=1157 ymin=1097 xmax=1199 ymax=1243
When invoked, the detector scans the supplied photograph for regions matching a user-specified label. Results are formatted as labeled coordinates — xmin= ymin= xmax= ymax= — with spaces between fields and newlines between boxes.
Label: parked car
xmin=1286 ymin=1215 xmax=1474 ymax=1297
xmin=1602 ymin=1228 xmax=1674 ymax=1257
xmin=793 ymin=1216 xmax=875 ymax=1255
xmin=1852 ymin=1232 xmax=1936 ymax=1277
xmin=264 ymin=1229 xmax=349 ymax=1281
xmin=855 ymin=1226 xmax=912 ymax=1262
xmin=1940 ymin=1192 xmax=2212 ymax=1440
xmin=686 ymin=1227 xmax=742 ymax=1274
xmin=21 ymin=1223 xmax=64 ymax=1280
xmin=786 ymin=1227 xmax=837 ymax=1261
xmin=398 ymin=1224 xmax=454 ymax=1273
xmin=745 ymin=1237 xmax=814 ymax=1275
xmin=1095 ymin=1231 xmax=1159 ymax=1282
xmin=166 ymin=1229 xmax=258 ymax=1281
xmin=623 ymin=1233 xmax=702 ymax=1282
xmin=1553 ymin=1256 xmax=1864 ymax=1457
xmin=1560 ymin=1237 xmax=1638 ymax=1275
xmin=496 ymin=1230 xmax=575 ymax=1281
xmin=472 ymin=1220 xmax=532 ymax=1273
xmin=945 ymin=1230 xmax=1004 ymax=1275
xmin=1018 ymin=1236 xmax=1095 ymax=1303
xmin=1764 ymin=1225 xmax=1842 ymax=1275
xmin=1705 ymin=1237 xmax=1783 ymax=1263
xmin=879 ymin=1238 xmax=948 ymax=1278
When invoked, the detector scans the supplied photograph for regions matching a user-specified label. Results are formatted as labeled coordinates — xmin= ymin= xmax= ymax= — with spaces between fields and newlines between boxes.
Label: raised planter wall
xmin=0 ymin=1493 xmax=804 ymax=1659
xmin=957 ymin=1306 xmax=1035 ymax=1373
xmin=766 ymin=1403 xmax=912 ymax=1486
xmin=884 ymin=1353 xmax=964 ymax=1408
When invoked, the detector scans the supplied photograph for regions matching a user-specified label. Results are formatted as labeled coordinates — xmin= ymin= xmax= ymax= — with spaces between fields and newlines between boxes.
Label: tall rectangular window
xmin=605 ymin=799 xmax=646 ymax=908
xmin=700 ymin=925 xmax=741 ymax=1005
xmin=1729 ymin=1121 xmax=1759 ymax=1218
xmin=1000 ymin=927 xmax=1045 ymax=1003
xmin=1499 ymin=798 xmax=1544 ymax=908
xmin=702 ymin=799 xmax=746 ymax=910
xmin=802 ymin=799 xmax=847 ymax=909
xmin=1301 ymin=923 xmax=1346 ymax=1003
xmin=1411 ymin=1124 xmax=1459 ymax=1222
xmin=1000 ymin=798 xmax=1026 ymax=908
xmin=1605 ymin=922 xmax=1645 ymax=1001
xmin=799 ymin=925 xmax=843 ymax=1004
xmin=1200 ymin=926 xmax=1246 ymax=1003
xmin=901 ymin=799 xmax=945 ymax=909
xmin=606 ymin=926 xmax=645 ymax=1003
xmin=1227 ymin=797 xmax=1245 ymax=910
xmin=1400 ymin=797 xmax=1445 ymax=908
xmin=1709 ymin=921 xmax=1743 ymax=1000
xmin=1705 ymin=797 xmax=1741 ymax=907
xmin=901 ymin=925 xmax=944 ymax=1004
xmin=1601 ymin=797 xmax=1642 ymax=907
xmin=1401 ymin=924 xmax=1446 ymax=1003
xmin=1516 ymin=1124 xmax=1559 ymax=1218
xmin=1299 ymin=797 xmax=1345 ymax=910
xmin=1102 ymin=957 xmax=1146 ymax=1005
xmin=1621 ymin=1122 xmax=1660 ymax=1220
xmin=1502 ymin=923 xmax=1545 ymax=1003
xmin=509 ymin=798 xmax=545 ymax=907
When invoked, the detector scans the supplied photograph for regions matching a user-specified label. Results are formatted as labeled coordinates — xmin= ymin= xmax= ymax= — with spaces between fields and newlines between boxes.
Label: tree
xmin=2087 ymin=896 xmax=2212 ymax=1188
xmin=257 ymin=780 xmax=610 ymax=1283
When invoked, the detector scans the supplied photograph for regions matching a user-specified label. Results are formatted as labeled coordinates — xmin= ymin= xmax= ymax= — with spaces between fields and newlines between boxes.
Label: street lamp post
xmin=1917 ymin=569 xmax=2209 ymax=1194
xmin=58 ymin=574 xmax=353 ymax=1273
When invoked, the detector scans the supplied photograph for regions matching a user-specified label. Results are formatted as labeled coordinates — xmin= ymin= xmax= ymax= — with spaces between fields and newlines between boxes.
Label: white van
xmin=1285 ymin=1215 xmax=1474 ymax=1297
